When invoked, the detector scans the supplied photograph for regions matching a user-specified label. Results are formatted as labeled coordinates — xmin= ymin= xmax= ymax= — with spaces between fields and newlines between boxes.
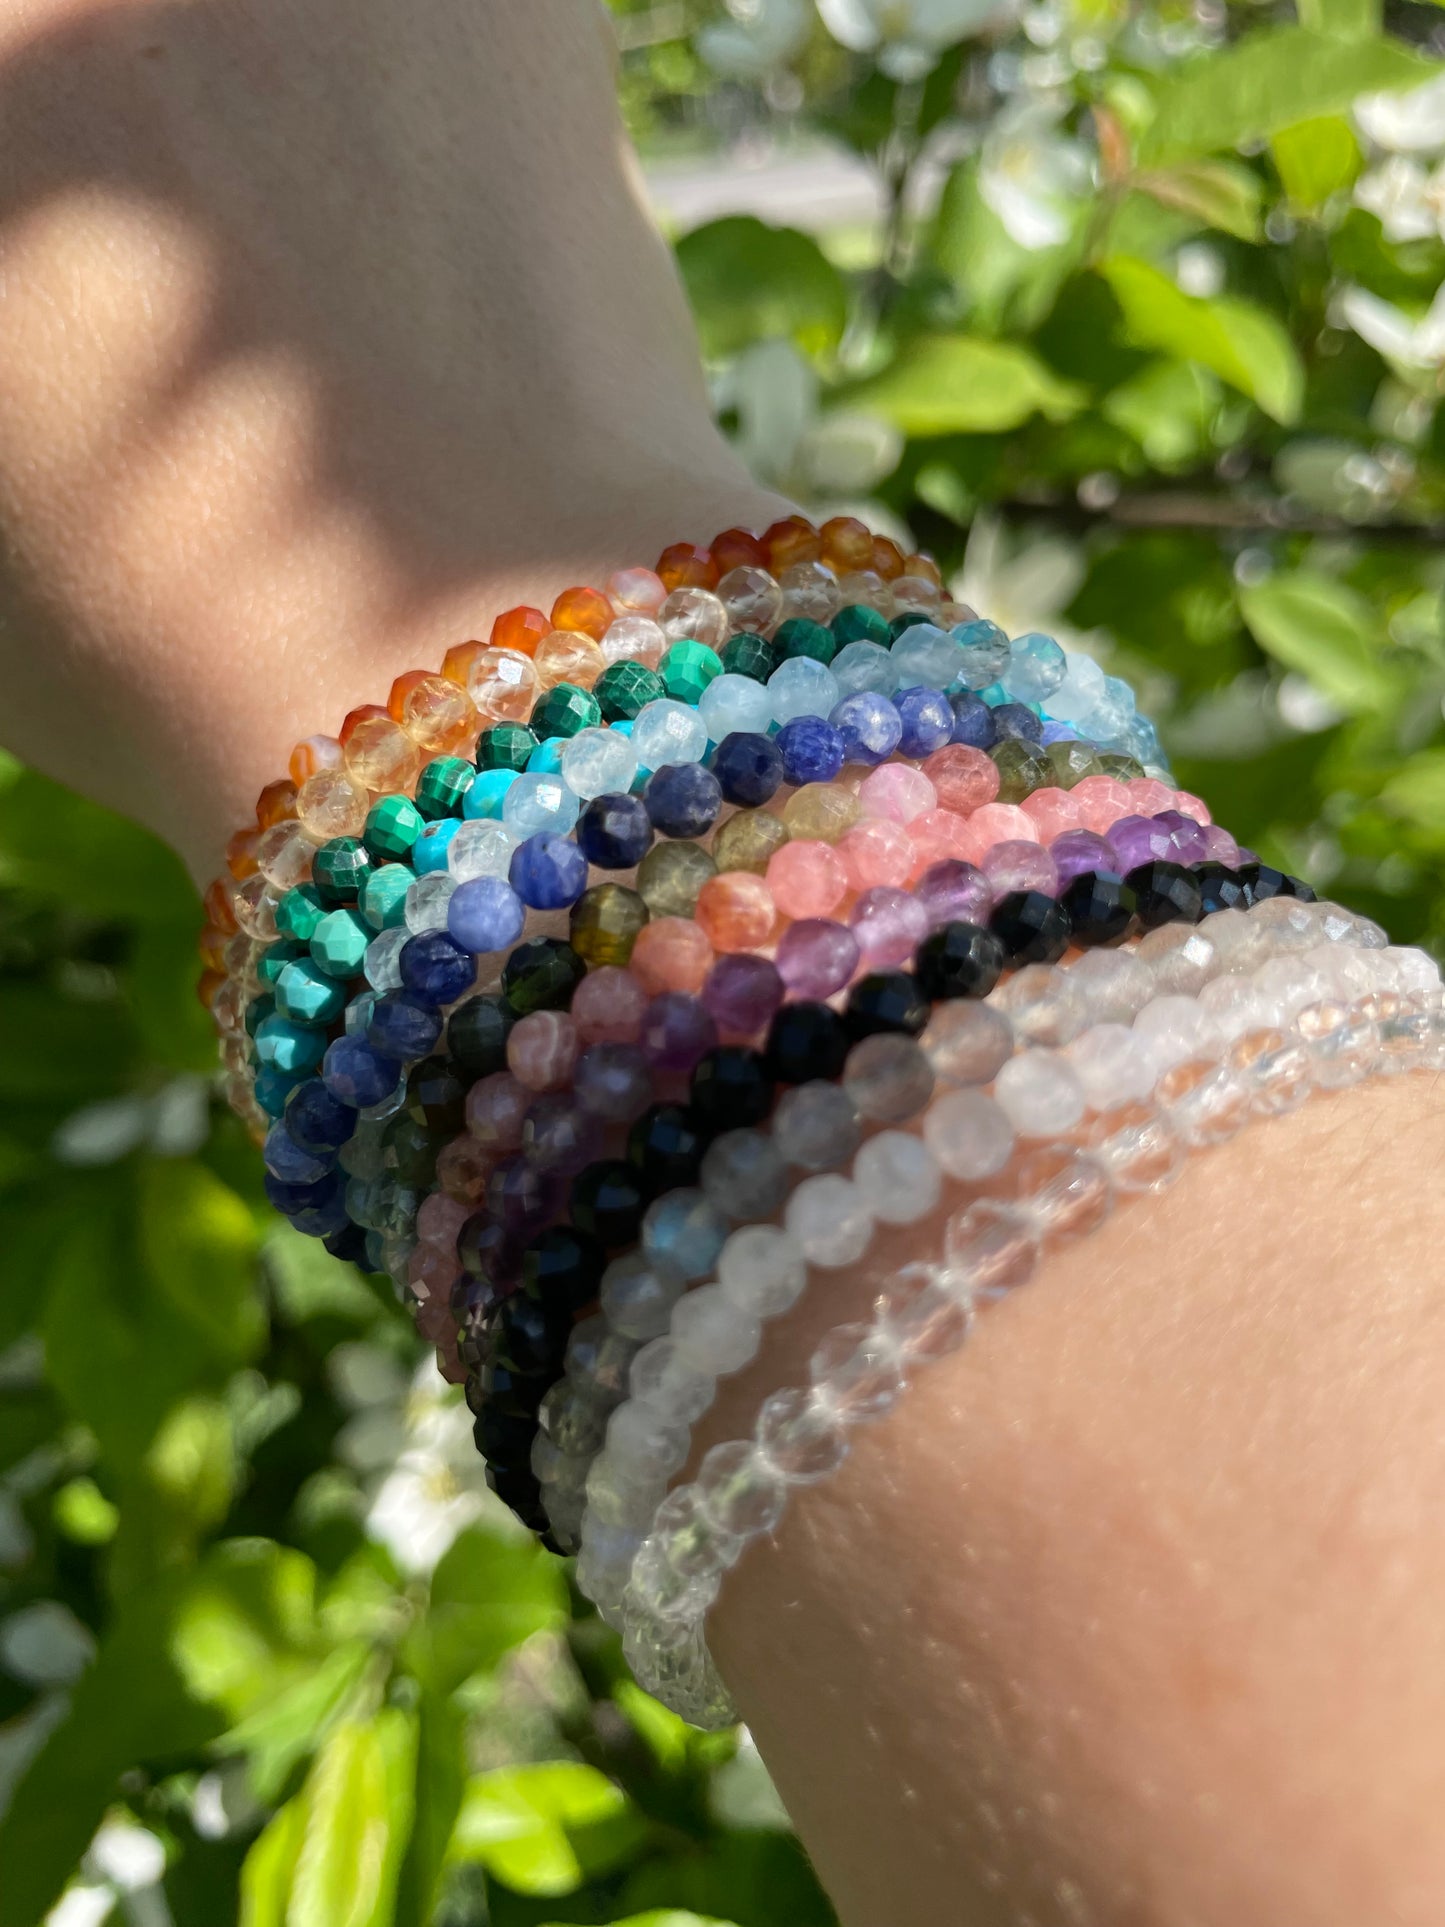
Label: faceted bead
xmin=1195 ymin=862 xmax=1248 ymax=916
xmin=923 ymin=744 xmax=1001 ymax=815
xmin=275 ymin=957 xmax=348 ymax=1025
xmin=820 ymin=516 xmax=874 ymax=573
xmin=492 ymin=606 xmax=550 ymax=656
xmin=285 ymin=1078 xmax=358 ymax=1155
xmin=925 ymin=1087 xmax=1015 ymax=1180
xmin=640 ymin=994 xmax=719 ymax=1074
xmin=660 ymin=639 xmax=724 ymax=705
xmin=831 ymin=691 xmax=903 ymax=767
xmin=1126 ymin=860 xmax=1203 ymax=929
xmin=991 ymin=704 xmax=1045 ymax=748
xmin=448 ymin=819 xmax=518 ymax=883
xmin=551 ymin=584 xmax=614 ymax=642
xmin=923 ymin=1000 xmax=1014 ymax=1088
xmin=448 ymin=876 xmax=525 ymax=954
xmin=719 ymin=631 xmax=779 ymax=681
xmin=636 ymin=839 xmax=716 ymax=918
xmin=508 ymin=1010 xmax=579 ymax=1093
xmin=773 ymin=1079 xmax=861 ymax=1171
xmin=322 ymin=1034 xmax=402 ymax=1108
xmin=1046 ymin=740 xmax=1101 ymax=790
xmin=364 ymin=795 xmax=423 ymax=862
xmin=712 ymin=809 xmax=790 ymax=877
xmin=470 ymin=648 xmax=541 ymax=725
xmin=596 ymin=660 xmax=665 ymax=722
xmin=848 ymin=886 xmax=928 ymax=967
xmin=632 ymin=700 xmax=709 ymax=771
xmin=257 ymin=939 xmax=305 ymax=988
xmin=276 ymin=883 xmax=326 ymax=943
xmin=859 ymin=766 xmax=935 ymax=828
xmin=990 ymin=890 xmax=1071 ymax=966
xmin=660 ymin=587 xmax=730 ymax=653
xmin=765 ymin=515 xmax=822 ymax=571
xmin=775 ymin=716 xmax=844 ymax=787
xmin=782 ymin=782 xmax=860 ymax=843
xmin=502 ymin=772 xmax=581 ymax=840
xmin=289 ymin=735 xmax=344 ymax=788
xmin=644 ymin=1189 xmax=731 ymax=1282
xmin=690 ymin=1047 xmax=774 ymax=1132
xmin=535 ymin=628 xmax=606 ymax=693
xmin=775 ymin=918 xmax=860 ymax=998
xmin=695 ymin=873 xmax=775 ymax=953
xmin=501 ymin=937 xmax=587 ymax=1014
xmin=356 ymin=864 xmax=408 ymax=931
xmin=402 ymin=676 xmax=477 ymax=756
xmin=891 ymin=623 xmax=965 ymax=691
xmin=775 ymin=616 xmax=836 ymax=665
xmin=531 ymin=683 xmax=602 ymax=741
xmin=831 ymin=639 xmax=900 ymax=698
xmin=786 ymin=1173 xmax=871 ymax=1269
xmin=991 ymin=737 xmax=1051 ymax=804
xmin=256 ymin=778 xmax=299 ymax=829
xmin=1050 ymin=827 xmax=1117 ymax=885
xmin=571 ymin=1161 xmax=648 ymax=1246
xmin=915 ymin=921 xmax=1005 ymax=1001
xmin=1061 ymin=870 xmax=1136 ymax=944
xmin=768 ymin=656 xmax=840 ymax=725
xmin=765 ymin=1001 xmax=850 ymax=1084
xmin=476 ymin=723 xmax=537 ymax=774
xmin=711 ymin=732 xmax=784 ymax=807
xmin=344 ymin=713 xmax=422 ymax=794
xmin=367 ymin=991 xmax=442 ymax=1060
xmin=408 ymin=1055 xmax=470 ymax=1134
xmin=310 ymin=907 xmax=371 ymax=978
xmin=711 ymin=528 xmax=767 ymax=573
xmin=702 ymin=954 xmax=784 ymax=1036
xmin=915 ymin=858 xmax=992 ymax=929
xmin=400 ymin=929 xmax=476 ymax=1005
xmin=412 ymin=818 xmax=462 ymax=875
xmin=766 ymin=839 xmax=848 ymax=920
xmin=844 ymin=1032 xmax=934 ymax=1123
xmin=953 ymin=619 xmax=1010 ymax=689
xmin=570 ymin=884 xmax=649 ymax=967
xmin=983 ymin=838 xmax=1057 ymax=898
xmin=509 ymin=833 xmax=589 ymax=911
xmin=995 ymin=1049 xmax=1085 ymax=1137
xmin=1004 ymin=632 xmax=1067 ymax=703
xmin=628 ymin=1103 xmax=707 ymax=1192
xmin=643 ymin=762 xmax=721 ymax=838
xmin=701 ymin=1129 xmax=788 ymax=1221
xmin=896 ymin=685 xmax=955 ymax=758
xmin=949 ymin=691 xmax=997 ymax=748
xmin=656 ymin=541 xmax=717 ymax=591
xmin=571 ymin=967 xmax=648 ymax=1045
xmin=466 ymin=1072 xmax=529 ymax=1154
xmin=364 ymin=926 xmax=410 ymax=988
xmin=854 ymin=1131 xmax=941 ymax=1226
xmin=832 ymin=602 xmax=892 ymax=648
xmin=844 ymin=971 xmax=929 ymax=1042
xmin=254 ymin=1013 xmax=326 ymax=1076
xmin=447 ymin=996 xmax=515 ymax=1081
xmin=415 ymin=757 xmax=476 ymax=821
xmin=838 ymin=819 xmax=912 ymax=892
xmin=297 ymin=768 xmax=370 ymax=842
xmin=313 ymin=837 xmax=374 ymax=907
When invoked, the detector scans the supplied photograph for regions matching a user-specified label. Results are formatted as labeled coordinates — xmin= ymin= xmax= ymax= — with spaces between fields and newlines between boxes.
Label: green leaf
xmin=1239 ymin=571 xmax=1398 ymax=714
xmin=287 ymin=1714 xmax=416 ymax=1927
xmin=0 ymin=767 xmax=197 ymax=924
xmin=1381 ymin=750 xmax=1445 ymax=829
xmin=1138 ymin=28 xmax=1437 ymax=164
xmin=1270 ymin=116 xmax=1361 ymax=208
xmin=139 ymin=1159 xmax=265 ymax=1366
xmin=544 ymin=1917 xmax=737 ymax=1927
xmin=1297 ymin=0 xmax=1380 ymax=38
xmin=1134 ymin=159 xmax=1264 ymax=240
xmin=929 ymin=160 xmax=1081 ymax=333
xmin=1099 ymin=255 xmax=1303 ymax=423
xmin=411 ymin=1524 xmax=567 ymax=1693
xmin=221 ymin=1638 xmax=375 ymax=1803
xmin=846 ymin=335 xmax=1085 ymax=435
xmin=395 ymin=1689 xmax=466 ymax=1927
xmin=1103 ymin=358 xmax=1219 ymax=468
xmin=449 ymin=1763 xmax=645 ymax=1898
xmin=674 ymin=218 xmax=847 ymax=360
xmin=240 ymin=1798 xmax=309 ymax=1927
xmin=0 ymin=983 xmax=139 ymax=1100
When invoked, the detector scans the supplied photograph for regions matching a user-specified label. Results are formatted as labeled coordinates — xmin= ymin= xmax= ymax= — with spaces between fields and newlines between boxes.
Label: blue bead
xmin=1039 ymin=719 xmax=1078 ymax=746
xmin=992 ymin=702 xmax=1044 ymax=745
xmin=775 ymin=715 xmax=844 ymax=786
xmin=643 ymin=762 xmax=722 ymax=839
xmin=576 ymin=793 xmax=653 ymax=869
xmin=255 ymin=1064 xmax=307 ymax=1118
xmin=711 ymin=731 xmax=785 ymax=807
xmin=322 ymin=1033 xmax=403 ymax=1108
xmin=264 ymin=1169 xmax=348 ymax=1238
xmin=895 ymin=684 xmax=954 ymax=758
xmin=412 ymin=818 xmax=461 ymax=874
xmin=399 ymin=929 xmax=476 ymax=1006
xmin=253 ymin=1012 xmax=326 ymax=1076
xmin=509 ymin=832 xmax=589 ymax=910
xmin=526 ymin=737 xmax=566 ymax=774
xmin=829 ymin=692 xmax=902 ymax=768
xmin=366 ymin=990 xmax=443 ymax=1059
xmin=263 ymin=1119 xmax=335 ymax=1186
xmin=284 ymin=1078 xmax=358 ymax=1154
xmin=950 ymin=691 xmax=997 ymax=748
xmin=447 ymin=876 xmax=526 ymax=954
xmin=463 ymin=768 xmax=520 ymax=820
xmin=362 ymin=1228 xmax=387 ymax=1273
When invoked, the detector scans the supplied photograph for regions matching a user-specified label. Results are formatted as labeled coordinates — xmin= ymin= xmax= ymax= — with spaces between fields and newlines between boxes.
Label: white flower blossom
xmin=817 ymin=0 xmax=1013 ymax=79
xmin=699 ymin=0 xmax=812 ymax=77
xmin=1339 ymin=283 xmax=1445 ymax=371
xmin=1353 ymin=154 xmax=1445 ymax=243
xmin=1355 ymin=71 xmax=1445 ymax=154
xmin=954 ymin=510 xmax=1089 ymax=642
xmin=978 ymin=99 xmax=1090 ymax=249
xmin=723 ymin=337 xmax=903 ymax=501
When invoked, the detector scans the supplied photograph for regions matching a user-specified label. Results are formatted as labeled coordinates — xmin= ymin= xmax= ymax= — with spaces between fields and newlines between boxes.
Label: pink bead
xmin=435 ymin=1134 xmax=494 ymax=1203
xmin=507 ymin=1010 xmax=578 ymax=1092
xmin=695 ymin=871 xmax=777 ymax=952
xmin=1071 ymin=776 xmax=1134 ymax=835
xmin=849 ymin=887 xmax=929 ymax=967
xmin=1130 ymin=777 xmax=1176 ymax=817
xmin=906 ymin=808 xmax=973 ymax=880
xmin=766 ymin=840 xmax=849 ymax=919
xmin=435 ymin=1337 xmax=468 ymax=1386
xmin=414 ymin=1291 xmax=458 ymax=1343
xmin=962 ymin=802 xmax=1033 ymax=861
xmin=570 ymin=965 xmax=647 ymax=1044
xmin=407 ymin=1241 xmax=458 ymax=1302
xmin=857 ymin=762 xmax=936 ymax=824
xmin=837 ymin=819 xmax=913 ymax=892
xmin=982 ymin=837 xmax=1058 ymax=897
xmin=1173 ymin=789 xmax=1211 ymax=826
xmin=607 ymin=566 xmax=667 ymax=616
xmin=921 ymin=744 xmax=1000 ymax=815
xmin=1020 ymin=787 xmax=1081 ymax=842
xmin=466 ymin=1072 xmax=530 ymax=1150
xmin=417 ymin=1191 xmax=470 ymax=1252
xmin=631 ymin=917 xmax=713 ymax=994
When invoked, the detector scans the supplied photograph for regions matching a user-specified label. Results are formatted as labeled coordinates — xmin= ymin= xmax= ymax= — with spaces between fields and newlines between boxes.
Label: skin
xmin=0 ymin=4 xmax=1442 ymax=1922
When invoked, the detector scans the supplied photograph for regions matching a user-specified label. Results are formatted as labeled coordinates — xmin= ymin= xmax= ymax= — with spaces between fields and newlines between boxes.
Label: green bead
xmin=570 ymin=883 xmax=649 ymax=966
xmin=595 ymin=660 xmax=665 ymax=722
xmin=256 ymin=939 xmax=306 ymax=988
xmin=635 ymin=838 xmax=716 ymax=918
xmin=1096 ymin=750 xmax=1146 ymax=781
xmin=415 ymin=756 xmax=476 ymax=820
xmin=476 ymin=722 xmax=538 ymax=772
xmin=253 ymin=1011 xmax=326 ymax=1075
xmin=361 ymin=863 xmax=413 ymax=931
xmin=313 ymin=837 xmax=374 ymax=907
xmin=244 ymin=992 xmax=277 ymax=1039
xmin=382 ymin=1111 xmax=438 ymax=1187
xmin=310 ymin=906 xmax=371 ymax=979
xmin=364 ymin=795 xmax=423 ymax=861
xmin=990 ymin=736 xmax=1051 ymax=804
xmin=719 ymin=631 xmax=779 ymax=682
xmin=530 ymin=683 xmax=602 ymax=741
xmin=660 ymin=639 xmax=723 ymax=705
xmin=275 ymin=884 xmax=326 ymax=942
xmin=275 ymin=957 xmax=348 ymax=1024
xmin=1045 ymin=741 xmax=1101 ymax=791
xmin=832 ymin=603 xmax=892 ymax=648
xmin=889 ymin=609 xmax=933 ymax=641
xmin=775 ymin=617 xmax=836 ymax=665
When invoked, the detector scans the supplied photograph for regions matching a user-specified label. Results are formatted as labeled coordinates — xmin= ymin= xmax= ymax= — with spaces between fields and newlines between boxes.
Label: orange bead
xmin=871 ymin=535 xmax=906 ymax=580
xmin=468 ymin=646 xmax=541 ymax=724
xmin=656 ymin=541 xmax=717 ymax=592
xmin=387 ymin=669 xmax=431 ymax=723
xmin=764 ymin=515 xmax=821 ymax=571
xmin=694 ymin=872 xmax=777 ymax=953
xmin=904 ymin=551 xmax=942 ymax=587
xmin=197 ymin=968 xmax=225 ymax=1011
xmin=198 ymin=924 xmax=230 ymax=972
xmin=630 ymin=917 xmax=713 ymax=996
xmin=225 ymin=828 xmax=261 ymax=881
xmin=491 ymin=605 xmax=550 ymax=656
xmin=711 ymin=526 xmax=766 ymax=573
xmin=338 ymin=702 xmax=390 ymax=749
xmin=820 ymin=515 xmax=874 ymax=573
xmin=204 ymin=876 xmax=239 ymax=934
xmin=401 ymin=675 xmax=477 ymax=755
xmin=344 ymin=713 xmax=423 ymax=792
xmin=550 ymin=584 xmax=613 ymax=642
xmin=441 ymin=638 xmax=489 ymax=687
xmin=255 ymin=778 xmax=298 ymax=829
xmin=288 ymin=734 xmax=342 ymax=786
xmin=533 ymin=629 xmax=605 ymax=691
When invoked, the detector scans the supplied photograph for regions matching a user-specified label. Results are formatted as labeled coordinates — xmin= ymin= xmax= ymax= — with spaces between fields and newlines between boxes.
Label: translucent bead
xmin=877 ymin=1264 xmax=973 ymax=1363
xmin=831 ymin=639 xmax=900 ymax=697
xmin=922 ymin=1002 xmax=1014 ymax=1087
xmin=697 ymin=672 xmax=775 ymax=740
xmin=768 ymin=656 xmax=840 ymax=726
xmin=1198 ymin=906 xmax=1266 ymax=975
xmin=945 ymin=1198 xmax=1040 ymax=1301
xmin=700 ymin=1129 xmax=789 ymax=1221
xmin=1231 ymin=1027 xmax=1313 ymax=1115
xmin=1137 ymin=921 xmax=1218 ymax=996
xmin=1197 ymin=973 xmax=1282 ymax=1042
xmin=717 ymin=1224 xmax=806 ymax=1319
xmin=671 ymin=1284 xmax=762 ymax=1374
xmin=535 ymin=628 xmax=606 ymax=691
xmin=778 ymin=558 xmax=840 ymax=625
xmin=810 ymin=1321 xmax=904 ymax=1419
xmin=402 ymin=676 xmax=477 ymax=755
xmin=891 ymin=623 xmax=966 ymax=690
xmin=785 ymin=1173 xmax=873 ymax=1269
xmin=539 ymin=1379 xmax=609 ymax=1458
xmin=1157 ymin=1057 xmax=1251 ymax=1148
xmin=843 ymin=1033 xmax=935 ymax=1123
xmin=660 ymin=586 xmax=729 ymax=651
xmin=773 ymin=1080 xmax=861 ymax=1171
xmin=712 ymin=809 xmax=790 ymax=878
xmin=604 ymin=1401 xmax=690 ymax=1481
xmin=364 ymin=926 xmax=409 ymax=990
xmin=649 ymin=1486 xmax=742 ymax=1581
xmin=255 ymin=823 xmax=314 ymax=891
xmin=1068 ymin=1022 xmax=1156 ymax=1108
xmin=566 ymin=1313 xmax=641 ymax=1404
xmin=853 ymin=1131 xmax=942 ymax=1226
xmin=1017 ymin=1144 xmax=1113 ymax=1243
xmin=470 ymin=646 xmax=541 ymax=725
xmin=781 ymin=781 xmax=860 ymax=842
xmin=585 ymin=1454 xmax=664 ymax=1531
xmin=234 ymin=874 xmax=282 ymax=939
xmin=756 ymin=1386 xmax=848 ymax=1484
xmin=1003 ymin=631 xmax=1067 ymax=703
xmin=994 ymin=1049 xmax=1085 ymax=1136
xmin=608 ymin=567 xmax=668 ymax=618
xmin=953 ymin=618 xmax=1010 ymax=689
xmin=297 ymin=768 xmax=370 ymax=842
xmin=629 ymin=1336 xmax=717 ymax=1425
xmin=404 ymin=872 xmax=457 ymax=933
xmin=631 ymin=699 xmax=709 ymax=769
xmin=1066 ymin=947 xmax=1156 ymax=1026
xmin=766 ymin=840 xmax=848 ymax=919
xmin=695 ymin=1441 xmax=787 ymax=1539
xmin=560 ymin=726 xmax=638 ymax=799
xmin=502 ymin=772 xmax=582 ymax=838
xmin=1048 ymin=649 xmax=1107 ymax=723
xmin=989 ymin=964 xmax=1086 ymax=1048
xmin=642 ymin=1189 xmax=731 ymax=1282
xmin=448 ymin=818 xmax=518 ymax=882
xmin=717 ymin=564 xmax=784 ymax=635
xmin=627 ymin=1534 xmax=718 ymax=1622
xmin=923 ymin=1088 xmax=1015 ymax=1180
xmin=601 ymin=614 xmax=667 ymax=668
xmin=1299 ymin=1000 xmax=1380 ymax=1087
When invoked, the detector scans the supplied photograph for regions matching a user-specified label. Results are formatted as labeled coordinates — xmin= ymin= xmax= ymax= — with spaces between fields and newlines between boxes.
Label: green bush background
xmin=1 ymin=0 xmax=1442 ymax=1919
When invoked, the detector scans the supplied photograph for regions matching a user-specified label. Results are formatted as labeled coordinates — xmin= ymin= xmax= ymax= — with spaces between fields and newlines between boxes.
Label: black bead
xmin=1059 ymin=871 xmax=1136 ymax=945
xmin=322 ymin=1221 xmax=369 ymax=1267
xmin=764 ymin=1002 xmax=850 ymax=1083
xmin=570 ymin=1159 xmax=648 ymax=1246
xmin=457 ymin=1212 xmax=522 ymax=1286
xmin=989 ymin=890 xmax=1071 ymax=966
xmin=1236 ymin=861 xmax=1288 ymax=905
xmin=381 ymin=1110 xmax=439 ymax=1187
xmin=478 ymin=1355 xmax=550 ymax=1418
xmin=472 ymin=1404 xmax=538 ymax=1472
xmin=689 ymin=1047 xmax=775 ymax=1131
xmin=1290 ymin=876 xmax=1318 ymax=903
xmin=538 ymin=1529 xmax=568 ymax=1558
xmin=1124 ymin=860 xmax=1203 ymax=929
xmin=627 ymin=1103 xmax=708 ymax=1192
xmin=447 ymin=996 xmax=517 ymax=1081
xmin=843 ymin=971 xmax=930 ymax=1042
xmin=1195 ymin=862 xmax=1248 ymax=916
xmin=495 ymin=1291 xmax=573 ymax=1377
xmin=406 ymin=1055 xmax=468 ymax=1134
xmin=521 ymin=1224 xmax=607 ymax=1312
xmin=501 ymin=937 xmax=587 ymax=1015
xmin=913 ymin=922 xmax=1005 ymax=1002
xmin=484 ymin=1461 xmax=548 ymax=1532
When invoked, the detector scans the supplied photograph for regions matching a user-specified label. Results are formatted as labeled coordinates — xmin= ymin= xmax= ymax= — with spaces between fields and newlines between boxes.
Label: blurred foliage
xmin=4 ymin=0 xmax=1445 ymax=1919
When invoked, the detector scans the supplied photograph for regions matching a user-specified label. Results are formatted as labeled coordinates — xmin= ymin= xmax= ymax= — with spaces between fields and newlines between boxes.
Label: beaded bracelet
xmin=607 ymin=943 xmax=1444 ymax=1724
xmin=564 ymin=896 xmax=1398 ymax=1581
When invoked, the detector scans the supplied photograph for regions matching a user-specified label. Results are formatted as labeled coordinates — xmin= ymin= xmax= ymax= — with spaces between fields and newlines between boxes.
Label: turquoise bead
xmin=274 ymin=958 xmax=348 ymax=1025
xmin=526 ymin=737 xmax=566 ymax=775
xmin=256 ymin=939 xmax=306 ymax=988
xmin=980 ymin=681 xmax=1010 ymax=707
xmin=254 ymin=1064 xmax=307 ymax=1117
xmin=463 ymin=769 xmax=519 ymax=820
xmin=275 ymin=883 xmax=325 ymax=942
xmin=413 ymin=818 xmax=461 ymax=873
xmin=253 ymin=1012 xmax=326 ymax=1075
xmin=361 ymin=863 xmax=413 ymax=930
xmin=310 ymin=906 xmax=371 ymax=979
xmin=244 ymin=992 xmax=277 ymax=1039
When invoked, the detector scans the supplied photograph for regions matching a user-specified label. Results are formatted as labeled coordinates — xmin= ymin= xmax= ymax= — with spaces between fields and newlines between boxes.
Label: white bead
xmin=404 ymin=871 xmax=456 ymax=933
xmin=600 ymin=1251 xmax=687 ymax=1342
xmin=717 ymin=1225 xmax=807 ymax=1319
xmin=631 ymin=698 xmax=709 ymax=768
xmin=694 ymin=1441 xmax=787 ymax=1538
xmin=447 ymin=818 xmax=517 ymax=882
xmin=830 ymin=639 xmax=900 ymax=697
xmin=1067 ymin=1022 xmax=1156 ymax=1107
xmin=628 ymin=1337 xmax=716 ymax=1424
xmin=852 ymin=1132 xmax=942 ymax=1225
xmin=990 ymin=964 xmax=1086 ymax=1047
xmin=922 ymin=1001 xmax=1014 ymax=1086
xmin=1198 ymin=906 xmax=1265 ymax=974
xmin=1198 ymin=974 xmax=1281 ymax=1040
xmin=363 ymin=926 xmax=409 ymax=991
xmin=1066 ymin=947 xmax=1154 ymax=1025
xmin=784 ymin=1173 xmax=874 ymax=1269
xmin=696 ymin=672 xmax=775 ymax=740
xmin=502 ymin=772 xmax=582 ymax=837
xmin=671 ymin=1285 xmax=762 ymax=1375
xmin=1136 ymin=922 xmax=1217 ymax=996
xmin=767 ymin=656 xmax=840 ymax=725
xmin=560 ymin=726 xmax=639 ymax=800
xmin=601 ymin=615 xmax=666 ymax=667
xmin=1132 ymin=994 xmax=1216 ymax=1071
xmin=994 ymin=1050 xmax=1085 ymax=1137
xmin=604 ymin=1401 xmax=690 ymax=1480
xmin=923 ymin=1088 xmax=1015 ymax=1180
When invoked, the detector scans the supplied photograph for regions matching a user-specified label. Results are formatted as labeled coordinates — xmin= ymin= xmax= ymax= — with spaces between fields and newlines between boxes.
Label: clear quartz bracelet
xmin=600 ymin=939 xmax=1444 ymax=1724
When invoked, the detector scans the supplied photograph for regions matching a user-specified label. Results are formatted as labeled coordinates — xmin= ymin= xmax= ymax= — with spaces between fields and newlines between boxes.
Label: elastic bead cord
xmin=611 ymin=947 xmax=1445 ymax=1724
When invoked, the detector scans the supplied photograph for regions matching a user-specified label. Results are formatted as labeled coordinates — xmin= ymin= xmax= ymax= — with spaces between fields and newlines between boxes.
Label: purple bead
xmin=448 ymin=876 xmax=526 ymax=955
xmin=913 ymin=859 xmax=992 ymax=930
xmin=458 ymin=1212 xmax=523 ymax=1285
xmin=982 ymin=838 xmax=1058 ymax=898
xmin=774 ymin=918 xmax=860 ymax=999
xmin=1049 ymin=829 xmax=1120 ymax=886
xmin=848 ymin=886 xmax=929 ymax=967
xmin=895 ymin=685 xmax=954 ymax=759
xmin=400 ymin=929 xmax=477 ymax=1005
xmin=702 ymin=954 xmax=784 ymax=1036
xmin=829 ymin=691 xmax=903 ymax=767
xmin=573 ymin=1041 xmax=656 ymax=1121
xmin=508 ymin=832 xmax=589 ymax=911
xmin=1039 ymin=720 xmax=1077 ymax=746
xmin=1106 ymin=815 xmax=1173 ymax=873
xmin=638 ymin=993 xmax=718 ymax=1074
xmin=263 ymin=1120 xmax=334 ymax=1186
xmin=487 ymin=1154 xmax=561 ymax=1237
xmin=991 ymin=702 xmax=1044 ymax=745
xmin=519 ymin=1094 xmax=603 ymax=1177
xmin=949 ymin=691 xmax=997 ymax=749
xmin=321 ymin=1033 xmax=403 ymax=1108
xmin=1158 ymin=810 xmax=1208 ymax=864
xmin=1201 ymin=823 xmax=1241 ymax=865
